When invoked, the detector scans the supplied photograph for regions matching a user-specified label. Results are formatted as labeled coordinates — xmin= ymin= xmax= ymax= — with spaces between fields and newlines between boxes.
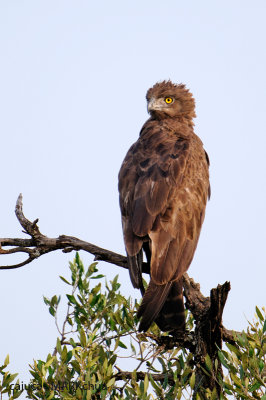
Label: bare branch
xmin=0 ymin=194 xmax=134 ymax=270
xmin=183 ymin=273 xmax=210 ymax=319
xmin=114 ymin=370 xmax=175 ymax=386
xmin=15 ymin=193 xmax=42 ymax=238
xmin=191 ymin=280 xmax=231 ymax=396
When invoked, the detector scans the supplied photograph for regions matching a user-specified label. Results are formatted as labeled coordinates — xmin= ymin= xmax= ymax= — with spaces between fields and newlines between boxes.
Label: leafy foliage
xmin=218 ymin=307 xmax=266 ymax=399
xmin=0 ymin=254 xmax=265 ymax=399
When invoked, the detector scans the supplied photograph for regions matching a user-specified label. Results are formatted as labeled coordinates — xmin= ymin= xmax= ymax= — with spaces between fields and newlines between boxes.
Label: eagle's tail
xmin=155 ymin=280 xmax=185 ymax=332
xmin=137 ymin=279 xmax=185 ymax=332
xmin=127 ymin=251 xmax=145 ymax=295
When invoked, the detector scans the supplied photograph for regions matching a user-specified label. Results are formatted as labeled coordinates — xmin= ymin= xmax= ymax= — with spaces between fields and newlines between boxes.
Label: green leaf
xmin=56 ymin=338 xmax=62 ymax=354
xmin=59 ymin=276 xmax=71 ymax=285
xmin=109 ymin=317 xmax=116 ymax=331
xmin=49 ymin=306 xmax=55 ymax=316
xmin=79 ymin=328 xmax=87 ymax=347
xmin=149 ymin=374 xmax=163 ymax=396
xmin=139 ymin=380 xmax=144 ymax=394
xmin=66 ymin=294 xmax=77 ymax=305
xmin=4 ymin=354 xmax=9 ymax=366
xmin=249 ymin=381 xmax=261 ymax=391
xmin=91 ymin=274 xmax=105 ymax=279
xmin=218 ymin=351 xmax=230 ymax=370
xmin=70 ymin=360 xmax=81 ymax=374
xmin=51 ymin=295 xmax=59 ymax=306
xmin=3 ymin=373 xmax=18 ymax=386
xmin=107 ymin=377 xmax=115 ymax=387
xmin=45 ymin=357 xmax=55 ymax=368
xmin=43 ymin=296 xmax=50 ymax=305
xmin=226 ymin=343 xmax=241 ymax=357
xmin=86 ymin=262 xmax=98 ymax=278
xmin=144 ymin=373 xmax=149 ymax=393
xmin=236 ymin=333 xmax=246 ymax=347
xmin=118 ymin=341 xmax=127 ymax=349
xmin=130 ymin=341 xmax=136 ymax=355
xmin=263 ymin=320 xmax=266 ymax=333
xmin=211 ymin=388 xmax=217 ymax=400
xmin=189 ymin=371 xmax=195 ymax=389
xmin=66 ymin=351 xmax=72 ymax=363
xmin=178 ymin=354 xmax=184 ymax=370
xmin=256 ymin=306 xmax=264 ymax=321
xmin=157 ymin=357 xmax=167 ymax=372
xmin=205 ymin=354 xmax=212 ymax=372
xmin=61 ymin=346 xmax=68 ymax=363
xmin=230 ymin=372 xmax=242 ymax=388
xmin=47 ymin=392 xmax=55 ymax=400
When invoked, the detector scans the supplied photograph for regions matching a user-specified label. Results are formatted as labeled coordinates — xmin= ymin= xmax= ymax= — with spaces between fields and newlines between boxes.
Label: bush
xmin=0 ymin=254 xmax=265 ymax=399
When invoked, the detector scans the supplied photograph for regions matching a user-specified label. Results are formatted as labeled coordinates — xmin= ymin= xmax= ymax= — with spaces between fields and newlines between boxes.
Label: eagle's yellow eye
xmin=165 ymin=97 xmax=173 ymax=104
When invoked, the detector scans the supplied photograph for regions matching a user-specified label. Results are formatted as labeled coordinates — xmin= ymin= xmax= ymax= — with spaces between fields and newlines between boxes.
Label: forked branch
xmin=0 ymin=194 xmax=131 ymax=270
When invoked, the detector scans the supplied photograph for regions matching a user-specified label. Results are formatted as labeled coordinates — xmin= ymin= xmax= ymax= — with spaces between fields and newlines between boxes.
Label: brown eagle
xmin=118 ymin=80 xmax=210 ymax=332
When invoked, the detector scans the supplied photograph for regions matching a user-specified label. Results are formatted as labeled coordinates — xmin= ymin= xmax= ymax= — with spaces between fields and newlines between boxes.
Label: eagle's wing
xmin=119 ymin=120 xmax=209 ymax=330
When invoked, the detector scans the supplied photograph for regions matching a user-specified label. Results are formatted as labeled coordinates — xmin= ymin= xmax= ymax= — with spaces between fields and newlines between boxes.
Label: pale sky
xmin=0 ymin=0 xmax=265 ymax=390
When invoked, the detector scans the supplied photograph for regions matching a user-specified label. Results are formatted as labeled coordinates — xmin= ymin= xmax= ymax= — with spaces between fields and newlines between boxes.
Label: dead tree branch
xmin=114 ymin=371 xmax=175 ymax=385
xmin=0 ymin=194 xmax=132 ymax=271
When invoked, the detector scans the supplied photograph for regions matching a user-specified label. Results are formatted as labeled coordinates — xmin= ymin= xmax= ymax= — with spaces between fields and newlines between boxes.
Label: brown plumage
xmin=118 ymin=80 xmax=210 ymax=332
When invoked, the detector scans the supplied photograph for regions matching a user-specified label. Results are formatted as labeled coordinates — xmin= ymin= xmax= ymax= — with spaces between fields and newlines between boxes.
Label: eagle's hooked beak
xmin=148 ymin=97 xmax=161 ymax=113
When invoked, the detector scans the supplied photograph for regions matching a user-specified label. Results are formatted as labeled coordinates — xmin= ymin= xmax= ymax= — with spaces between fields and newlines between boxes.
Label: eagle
xmin=118 ymin=80 xmax=210 ymax=332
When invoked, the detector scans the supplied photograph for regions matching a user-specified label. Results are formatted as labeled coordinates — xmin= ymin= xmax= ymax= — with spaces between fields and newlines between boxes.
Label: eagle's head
xmin=146 ymin=80 xmax=196 ymax=121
